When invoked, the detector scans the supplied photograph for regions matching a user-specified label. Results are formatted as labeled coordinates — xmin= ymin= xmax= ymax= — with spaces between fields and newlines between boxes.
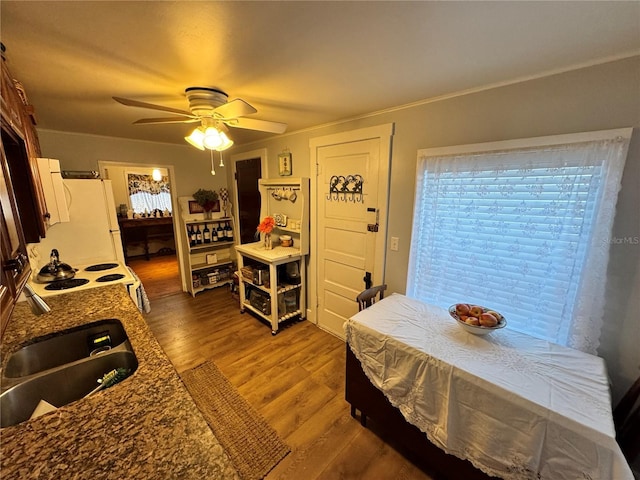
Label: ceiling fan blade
xmin=113 ymin=96 xmax=193 ymax=117
xmin=226 ymin=117 xmax=287 ymax=134
xmin=133 ymin=117 xmax=200 ymax=125
xmin=213 ymin=98 xmax=257 ymax=120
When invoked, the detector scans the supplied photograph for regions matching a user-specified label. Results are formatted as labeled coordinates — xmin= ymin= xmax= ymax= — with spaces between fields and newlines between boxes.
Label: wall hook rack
xmin=327 ymin=174 xmax=364 ymax=202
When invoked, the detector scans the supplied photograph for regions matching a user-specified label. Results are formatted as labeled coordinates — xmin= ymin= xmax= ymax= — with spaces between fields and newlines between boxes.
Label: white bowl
xmin=448 ymin=305 xmax=507 ymax=336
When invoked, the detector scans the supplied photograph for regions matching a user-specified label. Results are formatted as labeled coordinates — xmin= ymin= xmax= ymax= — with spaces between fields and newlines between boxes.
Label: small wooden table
xmin=118 ymin=217 xmax=175 ymax=261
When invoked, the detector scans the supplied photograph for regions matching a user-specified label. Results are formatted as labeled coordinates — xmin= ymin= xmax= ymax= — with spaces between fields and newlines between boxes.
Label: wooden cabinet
xmin=1 ymin=55 xmax=48 ymax=243
xmin=1 ymin=146 xmax=30 ymax=336
xmin=1 ymin=53 xmax=47 ymax=336
xmin=182 ymin=218 xmax=236 ymax=297
xmin=236 ymin=177 xmax=310 ymax=334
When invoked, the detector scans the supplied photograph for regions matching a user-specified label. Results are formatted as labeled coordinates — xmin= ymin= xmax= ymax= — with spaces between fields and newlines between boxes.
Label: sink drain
xmin=89 ymin=346 xmax=112 ymax=356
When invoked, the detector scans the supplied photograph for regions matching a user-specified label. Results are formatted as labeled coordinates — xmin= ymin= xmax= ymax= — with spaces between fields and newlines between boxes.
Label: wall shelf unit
xmin=180 ymin=215 xmax=236 ymax=297
xmin=236 ymin=177 xmax=310 ymax=334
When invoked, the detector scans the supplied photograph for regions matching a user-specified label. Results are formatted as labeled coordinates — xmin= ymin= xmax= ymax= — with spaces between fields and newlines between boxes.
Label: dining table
xmin=344 ymin=293 xmax=634 ymax=480
xmin=118 ymin=216 xmax=175 ymax=260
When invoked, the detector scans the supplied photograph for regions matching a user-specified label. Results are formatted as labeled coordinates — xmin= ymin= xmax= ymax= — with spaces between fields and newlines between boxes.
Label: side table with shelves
xmin=236 ymin=177 xmax=310 ymax=334
xmin=182 ymin=217 xmax=236 ymax=297
xmin=235 ymin=244 xmax=306 ymax=335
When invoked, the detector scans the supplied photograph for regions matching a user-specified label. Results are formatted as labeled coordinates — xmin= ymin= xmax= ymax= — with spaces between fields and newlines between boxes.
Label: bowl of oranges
xmin=448 ymin=303 xmax=507 ymax=335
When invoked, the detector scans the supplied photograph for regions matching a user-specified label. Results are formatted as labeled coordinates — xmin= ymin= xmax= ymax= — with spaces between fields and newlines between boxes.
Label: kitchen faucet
xmin=23 ymin=284 xmax=51 ymax=315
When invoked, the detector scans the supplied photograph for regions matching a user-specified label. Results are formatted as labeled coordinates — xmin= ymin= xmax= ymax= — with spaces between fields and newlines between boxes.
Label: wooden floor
xmin=127 ymin=254 xmax=182 ymax=299
xmin=135 ymin=256 xmax=434 ymax=480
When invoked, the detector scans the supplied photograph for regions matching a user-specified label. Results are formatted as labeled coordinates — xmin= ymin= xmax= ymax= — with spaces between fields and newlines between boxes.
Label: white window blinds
xmin=407 ymin=129 xmax=631 ymax=353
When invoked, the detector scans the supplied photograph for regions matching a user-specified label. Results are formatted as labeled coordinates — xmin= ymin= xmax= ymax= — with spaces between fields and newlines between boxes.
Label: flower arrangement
xmin=193 ymin=189 xmax=219 ymax=212
xmin=257 ymin=216 xmax=275 ymax=249
xmin=257 ymin=216 xmax=275 ymax=234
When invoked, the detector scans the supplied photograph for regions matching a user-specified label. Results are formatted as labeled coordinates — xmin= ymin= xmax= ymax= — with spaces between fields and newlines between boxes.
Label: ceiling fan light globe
xmin=185 ymin=127 xmax=205 ymax=150
xmin=216 ymin=132 xmax=234 ymax=151
xmin=203 ymin=127 xmax=223 ymax=149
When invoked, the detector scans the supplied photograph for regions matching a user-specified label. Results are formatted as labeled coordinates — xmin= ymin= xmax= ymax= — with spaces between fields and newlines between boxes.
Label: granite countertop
xmin=0 ymin=285 xmax=239 ymax=480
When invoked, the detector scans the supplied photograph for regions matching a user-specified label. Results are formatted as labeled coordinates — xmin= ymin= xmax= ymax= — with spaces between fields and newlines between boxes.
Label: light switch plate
xmin=390 ymin=237 xmax=399 ymax=251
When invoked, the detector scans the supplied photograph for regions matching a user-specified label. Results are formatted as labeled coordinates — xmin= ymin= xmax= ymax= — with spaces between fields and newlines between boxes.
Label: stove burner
xmin=44 ymin=278 xmax=90 ymax=291
xmin=96 ymin=273 xmax=125 ymax=283
xmin=84 ymin=263 xmax=119 ymax=272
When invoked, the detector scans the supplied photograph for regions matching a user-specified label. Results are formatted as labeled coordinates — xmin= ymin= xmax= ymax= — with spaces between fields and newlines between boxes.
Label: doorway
xmin=127 ymin=254 xmax=182 ymax=299
xmin=309 ymin=124 xmax=393 ymax=338
xmin=98 ymin=161 xmax=183 ymax=298
xmin=231 ymin=148 xmax=268 ymax=244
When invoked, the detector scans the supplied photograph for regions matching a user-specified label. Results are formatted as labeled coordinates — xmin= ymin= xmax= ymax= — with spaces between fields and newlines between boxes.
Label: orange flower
xmin=257 ymin=216 xmax=275 ymax=234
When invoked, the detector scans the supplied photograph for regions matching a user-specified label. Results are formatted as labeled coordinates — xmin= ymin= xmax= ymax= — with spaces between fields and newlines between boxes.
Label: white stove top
xmin=28 ymin=262 xmax=135 ymax=298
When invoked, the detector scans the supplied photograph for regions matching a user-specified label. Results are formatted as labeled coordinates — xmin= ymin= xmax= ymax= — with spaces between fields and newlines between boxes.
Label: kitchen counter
xmin=0 ymin=285 xmax=239 ymax=479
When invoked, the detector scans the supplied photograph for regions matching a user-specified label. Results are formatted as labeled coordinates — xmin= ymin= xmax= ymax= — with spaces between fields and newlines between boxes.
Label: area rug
xmin=180 ymin=361 xmax=290 ymax=480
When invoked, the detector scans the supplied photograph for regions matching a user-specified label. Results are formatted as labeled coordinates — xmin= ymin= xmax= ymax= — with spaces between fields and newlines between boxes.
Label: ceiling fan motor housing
xmin=185 ymin=87 xmax=229 ymax=117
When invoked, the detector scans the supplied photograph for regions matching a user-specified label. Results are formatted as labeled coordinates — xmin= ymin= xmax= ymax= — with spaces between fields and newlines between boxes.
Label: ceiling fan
xmin=113 ymin=87 xmax=287 ymax=150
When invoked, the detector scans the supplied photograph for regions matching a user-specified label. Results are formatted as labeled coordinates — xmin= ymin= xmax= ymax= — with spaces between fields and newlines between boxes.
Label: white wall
xmin=37 ymin=132 xmax=229 ymax=199
xmin=230 ymin=56 xmax=640 ymax=406
xmin=38 ymin=56 xmax=640 ymax=406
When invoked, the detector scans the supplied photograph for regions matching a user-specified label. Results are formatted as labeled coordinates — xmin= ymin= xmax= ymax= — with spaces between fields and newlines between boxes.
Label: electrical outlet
xmin=390 ymin=237 xmax=399 ymax=251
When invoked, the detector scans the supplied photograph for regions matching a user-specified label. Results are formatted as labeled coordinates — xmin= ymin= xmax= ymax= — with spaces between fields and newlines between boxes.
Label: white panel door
xmin=316 ymin=138 xmax=386 ymax=337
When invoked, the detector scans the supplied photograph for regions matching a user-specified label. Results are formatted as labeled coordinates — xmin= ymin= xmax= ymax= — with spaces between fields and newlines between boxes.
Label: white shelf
xmin=242 ymin=302 xmax=302 ymax=324
xmin=185 ymin=217 xmax=233 ymax=225
xmin=192 ymin=259 xmax=233 ymax=272
xmin=179 ymin=209 xmax=237 ymax=297
xmin=258 ymin=178 xmax=310 ymax=256
xmin=237 ymin=178 xmax=309 ymax=335
xmin=276 ymin=225 xmax=301 ymax=234
xmin=193 ymin=279 xmax=233 ymax=295
xmin=190 ymin=240 xmax=234 ymax=251
xmin=239 ymin=277 xmax=301 ymax=295
xmin=236 ymin=242 xmax=302 ymax=264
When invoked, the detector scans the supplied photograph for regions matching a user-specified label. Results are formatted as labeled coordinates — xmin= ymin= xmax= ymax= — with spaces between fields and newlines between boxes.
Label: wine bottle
xmin=203 ymin=223 xmax=211 ymax=243
xmin=212 ymin=224 xmax=219 ymax=242
xmin=225 ymin=221 xmax=233 ymax=241
xmin=217 ymin=222 xmax=224 ymax=241
xmin=196 ymin=224 xmax=203 ymax=244
xmin=189 ymin=225 xmax=196 ymax=246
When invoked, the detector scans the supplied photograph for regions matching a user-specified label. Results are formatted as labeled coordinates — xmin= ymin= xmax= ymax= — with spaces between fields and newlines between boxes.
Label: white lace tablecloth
xmin=345 ymin=294 xmax=633 ymax=480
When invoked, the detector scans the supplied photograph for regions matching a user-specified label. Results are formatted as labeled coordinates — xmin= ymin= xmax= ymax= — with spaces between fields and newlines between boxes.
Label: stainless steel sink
xmin=1 ymin=319 xmax=138 ymax=428
xmin=1 ymin=350 xmax=137 ymax=428
xmin=4 ymin=319 xmax=129 ymax=378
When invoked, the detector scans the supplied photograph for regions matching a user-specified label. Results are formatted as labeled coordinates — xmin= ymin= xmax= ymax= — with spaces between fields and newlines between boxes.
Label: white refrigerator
xmin=35 ymin=179 xmax=125 ymax=267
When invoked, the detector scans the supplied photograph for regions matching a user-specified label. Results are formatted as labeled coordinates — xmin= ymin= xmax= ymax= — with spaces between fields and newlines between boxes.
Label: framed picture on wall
xmin=188 ymin=200 xmax=205 ymax=214
xmin=278 ymin=153 xmax=292 ymax=176
xmin=188 ymin=200 xmax=220 ymax=214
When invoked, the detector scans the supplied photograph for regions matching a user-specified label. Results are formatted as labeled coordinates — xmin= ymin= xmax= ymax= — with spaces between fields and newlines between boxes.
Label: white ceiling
xmin=1 ymin=1 xmax=639 ymax=148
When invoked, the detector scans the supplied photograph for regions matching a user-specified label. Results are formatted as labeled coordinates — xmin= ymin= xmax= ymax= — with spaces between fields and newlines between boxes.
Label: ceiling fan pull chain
xmin=219 ymin=151 xmax=225 ymax=167
xmin=210 ymin=149 xmax=216 ymax=176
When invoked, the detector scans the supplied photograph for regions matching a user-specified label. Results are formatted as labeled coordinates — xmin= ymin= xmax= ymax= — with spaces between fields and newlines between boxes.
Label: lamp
xmin=184 ymin=121 xmax=234 ymax=152
xmin=152 ymin=168 xmax=162 ymax=181
xmin=185 ymin=127 xmax=206 ymax=150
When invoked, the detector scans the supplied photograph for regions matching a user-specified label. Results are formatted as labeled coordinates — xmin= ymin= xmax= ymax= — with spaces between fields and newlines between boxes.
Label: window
xmin=407 ymin=129 xmax=631 ymax=354
xmin=127 ymin=173 xmax=172 ymax=214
